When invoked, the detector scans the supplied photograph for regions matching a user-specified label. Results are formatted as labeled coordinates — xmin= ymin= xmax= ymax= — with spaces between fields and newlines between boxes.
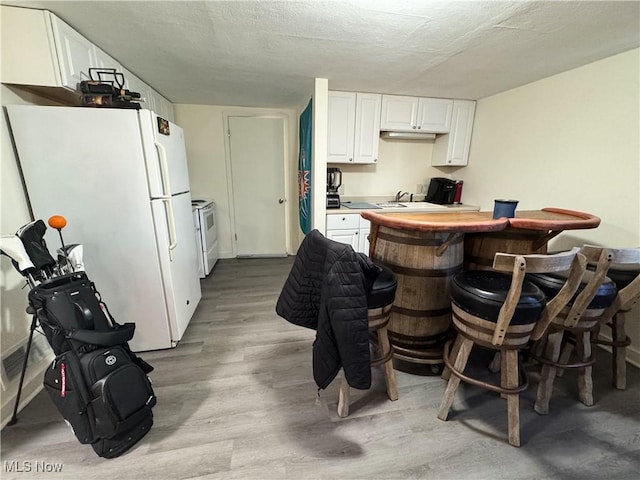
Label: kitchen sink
xmin=399 ymin=202 xmax=447 ymax=209
xmin=375 ymin=202 xmax=447 ymax=209
xmin=376 ymin=202 xmax=406 ymax=208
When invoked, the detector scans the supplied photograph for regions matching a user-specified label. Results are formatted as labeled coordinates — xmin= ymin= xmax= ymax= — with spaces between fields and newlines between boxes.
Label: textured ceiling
xmin=3 ymin=1 xmax=639 ymax=107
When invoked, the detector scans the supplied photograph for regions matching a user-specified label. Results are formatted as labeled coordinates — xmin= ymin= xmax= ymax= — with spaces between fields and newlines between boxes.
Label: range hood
xmin=380 ymin=131 xmax=436 ymax=141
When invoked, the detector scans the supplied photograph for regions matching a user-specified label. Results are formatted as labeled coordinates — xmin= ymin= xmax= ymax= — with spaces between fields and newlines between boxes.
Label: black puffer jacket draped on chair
xmin=276 ymin=229 xmax=380 ymax=390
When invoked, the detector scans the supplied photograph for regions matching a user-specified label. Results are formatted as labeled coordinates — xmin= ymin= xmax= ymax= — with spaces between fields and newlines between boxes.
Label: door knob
xmin=278 ymin=198 xmax=285 ymax=204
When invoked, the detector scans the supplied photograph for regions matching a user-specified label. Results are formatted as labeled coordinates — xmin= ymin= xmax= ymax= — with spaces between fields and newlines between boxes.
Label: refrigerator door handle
xmin=160 ymin=196 xmax=178 ymax=260
xmin=155 ymin=142 xmax=173 ymax=197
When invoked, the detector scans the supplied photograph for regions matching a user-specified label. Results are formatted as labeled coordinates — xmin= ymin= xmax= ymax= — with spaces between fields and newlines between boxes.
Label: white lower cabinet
xmin=359 ymin=218 xmax=371 ymax=255
xmin=326 ymin=214 xmax=370 ymax=255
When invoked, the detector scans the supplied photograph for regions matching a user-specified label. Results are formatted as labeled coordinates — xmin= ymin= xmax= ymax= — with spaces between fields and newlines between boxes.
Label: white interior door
xmin=228 ymin=116 xmax=286 ymax=257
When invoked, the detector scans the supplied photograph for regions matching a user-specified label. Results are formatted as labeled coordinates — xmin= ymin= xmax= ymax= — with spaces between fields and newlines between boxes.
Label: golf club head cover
xmin=0 ymin=235 xmax=36 ymax=273
xmin=16 ymin=220 xmax=57 ymax=271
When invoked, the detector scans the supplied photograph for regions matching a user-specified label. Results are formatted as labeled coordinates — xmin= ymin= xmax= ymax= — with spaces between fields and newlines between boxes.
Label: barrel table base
xmin=370 ymin=225 xmax=463 ymax=375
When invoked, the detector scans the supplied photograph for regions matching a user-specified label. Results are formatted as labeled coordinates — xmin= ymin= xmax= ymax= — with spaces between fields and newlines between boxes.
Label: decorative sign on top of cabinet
xmin=327 ymin=91 xmax=382 ymax=164
xmin=431 ymin=100 xmax=476 ymax=166
xmin=380 ymin=95 xmax=453 ymax=133
xmin=1 ymin=5 xmax=174 ymax=122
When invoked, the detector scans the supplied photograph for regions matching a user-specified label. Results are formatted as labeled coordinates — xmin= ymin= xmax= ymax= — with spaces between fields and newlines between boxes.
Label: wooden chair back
xmin=595 ymin=246 xmax=640 ymax=323
xmin=490 ymin=247 xmax=587 ymax=345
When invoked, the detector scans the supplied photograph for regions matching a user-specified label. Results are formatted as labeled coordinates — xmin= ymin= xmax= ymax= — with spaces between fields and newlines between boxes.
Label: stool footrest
xmin=591 ymin=334 xmax=632 ymax=348
xmin=442 ymin=340 xmax=529 ymax=395
xmin=370 ymin=348 xmax=394 ymax=367
xmin=529 ymin=350 xmax=596 ymax=369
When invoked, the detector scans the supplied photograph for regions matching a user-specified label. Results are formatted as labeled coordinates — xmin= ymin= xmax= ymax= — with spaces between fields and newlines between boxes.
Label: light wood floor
xmin=2 ymin=257 xmax=639 ymax=479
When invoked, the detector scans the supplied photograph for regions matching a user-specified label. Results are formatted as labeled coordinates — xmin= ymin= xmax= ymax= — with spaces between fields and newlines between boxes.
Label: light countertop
xmin=326 ymin=197 xmax=480 ymax=214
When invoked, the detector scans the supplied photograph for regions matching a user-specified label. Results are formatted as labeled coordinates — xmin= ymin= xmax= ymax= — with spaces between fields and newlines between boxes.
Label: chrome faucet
xmin=395 ymin=191 xmax=409 ymax=202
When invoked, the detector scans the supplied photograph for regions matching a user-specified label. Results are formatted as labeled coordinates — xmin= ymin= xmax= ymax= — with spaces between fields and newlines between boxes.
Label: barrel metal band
xmin=392 ymin=305 xmax=452 ymax=317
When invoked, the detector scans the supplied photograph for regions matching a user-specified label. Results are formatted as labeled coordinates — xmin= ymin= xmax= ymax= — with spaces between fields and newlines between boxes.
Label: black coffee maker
xmin=326 ymin=168 xmax=342 ymax=209
xmin=425 ymin=177 xmax=457 ymax=205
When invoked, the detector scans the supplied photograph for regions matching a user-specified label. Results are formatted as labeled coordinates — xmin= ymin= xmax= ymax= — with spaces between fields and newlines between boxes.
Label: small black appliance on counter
xmin=425 ymin=177 xmax=457 ymax=205
xmin=327 ymin=167 xmax=342 ymax=209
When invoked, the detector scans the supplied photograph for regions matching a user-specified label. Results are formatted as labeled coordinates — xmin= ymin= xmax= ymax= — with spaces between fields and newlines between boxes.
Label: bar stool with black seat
xmin=276 ymin=229 xmax=399 ymax=418
xmin=527 ymin=245 xmax=623 ymax=414
xmin=591 ymin=253 xmax=640 ymax=390
xmin=338 ymin=264 xmax=398 ymax=417
xmin=437 ymin=248 xmax=586 ymax=447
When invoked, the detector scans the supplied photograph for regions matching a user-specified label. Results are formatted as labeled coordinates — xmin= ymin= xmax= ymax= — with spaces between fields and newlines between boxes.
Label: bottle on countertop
xmin=453 ymin=180 xmax=464 ymax=204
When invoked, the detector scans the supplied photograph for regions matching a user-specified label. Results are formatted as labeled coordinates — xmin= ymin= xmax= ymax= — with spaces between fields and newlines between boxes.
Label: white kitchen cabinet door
xmin=432 ymin=100 xmax=476 ymax=166
xmin=380 ymin=95 xmax=418 ymax=131
xmin=326 ymin=215 xmax=370 ymax=254
xmin=326 ymin=229 xmax=360 ymax=250
xmin=327 ymin=91 xmax=356 ymax=163
xmin=49 ymin=14 xmax=96 ymax=90
xmin=382 ymin=95 xmax=453 ymax=133
xmin=416 ymin=98 xmax=453 ymax=133
xmin=353 ymin=93 xmax=381 ymax=164
xmin=93 ymin=46 xmax=120 ymax=72
xmin=151 ymin=91 xmax=175 ymax=123
xmin=160 ymin=96 xmax=175 ymax=123
xmin=359 ymin=227 xmax=370 ymax=255
xmin=0 ymin=6 xmax=60 ymax=87
xmin=121 ymin=68 xmax=154 ymax=110
xmin=358 ymin=217 xmax=371 ymax=255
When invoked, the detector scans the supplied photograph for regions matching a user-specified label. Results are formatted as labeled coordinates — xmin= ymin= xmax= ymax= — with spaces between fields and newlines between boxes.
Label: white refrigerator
xmin=6 ymin=106 xmax=202 ymax=352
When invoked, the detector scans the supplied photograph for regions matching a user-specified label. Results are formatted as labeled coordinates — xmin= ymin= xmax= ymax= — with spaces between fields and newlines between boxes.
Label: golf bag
xmin=1 ymin=218 xmax=156 ymax=458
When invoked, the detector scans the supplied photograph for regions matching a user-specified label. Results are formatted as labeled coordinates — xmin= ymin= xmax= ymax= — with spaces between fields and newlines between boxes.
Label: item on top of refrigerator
xmin=80 ymin=68 xmax=142 ymax=110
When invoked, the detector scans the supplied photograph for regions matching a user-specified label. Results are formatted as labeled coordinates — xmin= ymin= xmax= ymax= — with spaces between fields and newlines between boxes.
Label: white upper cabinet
xmin=327 ymin=91 xmax=356 ymax=163
xmin=1 ymin=5 xmax=174 ymax=121
xmin=152 ymin=92 xmax=175 ymax=123
xmin=93 ymin=46 xmax=121 ymax=74
xmin=327 ymin=91 xmax=381 ymax=164
xmin=432 ymin=100 xmax=476 ymax=166
xmin=353 ymin=93 xmax=382 ymax=164
xmin=121 ymin=68 xmax=154 ymax=110
xmin=1 ymin=6 xmax=59 ymax=87
xmin=381 ymin=95 xmax=453 ymax=133
xmin=49 ymin=14 xmax=96 ymax=90
xmin=121 ymin=68 xmax=174 ymax=122
xmin=416 ymin=98 xmax=454 ymax=133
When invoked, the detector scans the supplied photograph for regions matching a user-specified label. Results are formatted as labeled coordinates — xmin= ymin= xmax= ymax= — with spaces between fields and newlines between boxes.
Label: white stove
xmin=192 ymin=199 xmax=219 ymax=277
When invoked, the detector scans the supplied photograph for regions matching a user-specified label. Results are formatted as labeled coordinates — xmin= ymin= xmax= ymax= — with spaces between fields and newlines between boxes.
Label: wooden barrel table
xmin=363 ymin=211 xmax=509 ymax=375
xmin=370 ymin=226 xmax=463 ymax=373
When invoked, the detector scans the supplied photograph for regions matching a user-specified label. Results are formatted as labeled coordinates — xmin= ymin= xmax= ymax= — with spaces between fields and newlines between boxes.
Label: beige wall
xmin=173 ymin=104 xmax=300 ymax=257
xmin=336 ymin=139 xmax=462 ymax=198
xmin=459 ymin=48 xmax=640 ymax=364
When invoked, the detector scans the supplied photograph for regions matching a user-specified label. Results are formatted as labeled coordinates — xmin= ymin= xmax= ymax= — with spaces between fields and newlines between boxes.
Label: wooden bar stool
xmin=528 ymin=246 xmax=622 ymax=414
xmin=591 ymin=259 xmax=640 ymax=390
xmin=338 ymin=265 xmax=398 ymax=417
xmin=437 ymin=249 xmax=586 ymax=447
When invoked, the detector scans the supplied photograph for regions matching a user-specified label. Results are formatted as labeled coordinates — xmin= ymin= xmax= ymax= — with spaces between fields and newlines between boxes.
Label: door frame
xmin=223 ymin=112 xmax=291 ymax=257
